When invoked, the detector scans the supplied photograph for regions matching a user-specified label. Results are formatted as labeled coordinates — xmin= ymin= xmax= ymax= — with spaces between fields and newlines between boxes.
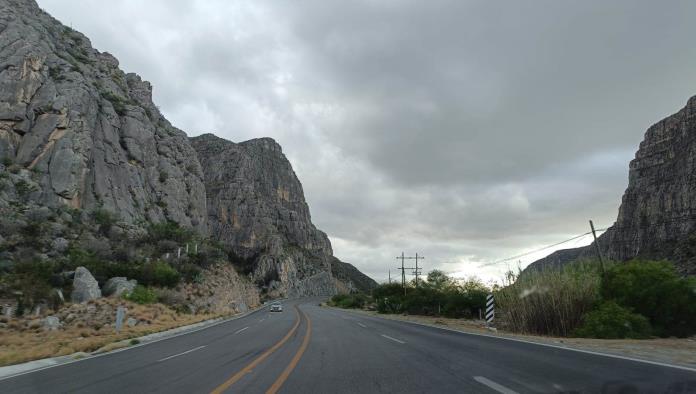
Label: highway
xmin=2 ymin=298 xmax=695 ymax=393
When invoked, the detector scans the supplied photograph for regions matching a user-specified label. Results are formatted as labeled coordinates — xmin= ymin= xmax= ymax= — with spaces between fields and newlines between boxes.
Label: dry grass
xmin=496 ymin=260 xmax=602 ymax=336
xmin=0 ymin=298 xmax=222 ymax=366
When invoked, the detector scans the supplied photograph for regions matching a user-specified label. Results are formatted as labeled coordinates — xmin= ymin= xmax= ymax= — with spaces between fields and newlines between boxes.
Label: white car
xmin=270 ymin=303 xmax=283 ymax=312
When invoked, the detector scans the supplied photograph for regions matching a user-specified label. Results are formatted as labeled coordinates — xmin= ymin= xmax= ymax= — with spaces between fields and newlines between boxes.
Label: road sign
xmin=485 ymin=294 xmax=494 ymax=325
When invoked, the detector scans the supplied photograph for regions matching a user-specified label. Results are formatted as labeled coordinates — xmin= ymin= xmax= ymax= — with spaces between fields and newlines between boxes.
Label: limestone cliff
xmin=0 ymin=0 xmax=207 ymax=232
xmin=190 ymin=134 xmax=377 ymax=296
xmin=0 ymin=0 xmax=376 ymax=303
xmin=528 ymin=95 xmax=696 ymax=275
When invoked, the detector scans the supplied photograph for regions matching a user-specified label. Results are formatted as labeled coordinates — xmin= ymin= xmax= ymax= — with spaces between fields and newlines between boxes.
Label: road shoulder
xmin=329 ymin=306 xmax=696 ymax=370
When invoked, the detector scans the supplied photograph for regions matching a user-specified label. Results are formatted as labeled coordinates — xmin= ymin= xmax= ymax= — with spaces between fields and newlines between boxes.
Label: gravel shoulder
xmin=336 ymin=307 xmax=696 ymax=369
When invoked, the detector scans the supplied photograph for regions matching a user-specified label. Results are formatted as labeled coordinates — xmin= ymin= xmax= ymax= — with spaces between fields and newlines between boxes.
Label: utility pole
xmin=396 ymin=252 xmax=425 ymax=295
xmin=388 ymin=269 xmax=391 ymax=284
xmin=413 ymin=253 xmax=424 ymax=287
xmin=589 ymin=220 xmax=604 ymax=274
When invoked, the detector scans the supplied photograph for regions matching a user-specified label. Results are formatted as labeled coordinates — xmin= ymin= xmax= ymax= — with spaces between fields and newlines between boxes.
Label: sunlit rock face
xmin=0 ymin=0 xmax=207 ymax=232
xmin=528 ymin=96 xmax=696 ymax=275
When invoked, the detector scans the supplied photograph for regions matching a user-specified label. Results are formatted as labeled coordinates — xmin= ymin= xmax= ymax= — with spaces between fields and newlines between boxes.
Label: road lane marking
xmin=357 ymin=323 xmax=367 ymax=328
xmin=210 ymin=306 xmax=302 ymax=394
xmin=330 ymin=308 xmax=696 ymax=373
xmin=473 ymin=376 xmax=519 ymax=394
xmin=381 ymin=334 xmax=405 ymax=344
xmin=266 ymin=307 xmax=312 ymax=394
xmin=157 ymin=345 xmax=206 ymax=362
xmin=259 ymin=318 xmax=265 ymax=322
xmin=234 ymin=327 xmax=249 ymax=334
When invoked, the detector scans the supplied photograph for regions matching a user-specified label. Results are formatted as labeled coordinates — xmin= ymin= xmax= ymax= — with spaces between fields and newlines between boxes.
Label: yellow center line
xmin=266 ymin=306 xmax=312 ymax=394
xmin=210 ymin=306 xmax=301 ymax=394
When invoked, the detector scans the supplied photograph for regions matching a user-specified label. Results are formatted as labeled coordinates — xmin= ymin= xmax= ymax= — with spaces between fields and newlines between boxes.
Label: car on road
xmin=270 ymin=303 xmax=283 ymax=312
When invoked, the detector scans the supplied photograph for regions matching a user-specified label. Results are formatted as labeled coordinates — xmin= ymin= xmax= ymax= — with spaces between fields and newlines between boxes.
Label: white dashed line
xmin=357 ymin=323 xmax=367 ymax=328
xmin=157 ymin=345 xmax=206 ymax=362
xmin=259 ymin=318 xmax=265 ymax=323
xmin=234 ymin=327 xmax=249 ymax=334
xmin=473 ymin=376 xmax=519 ymax=394
xmin=380 ymin=334 xmax=405 ymax=344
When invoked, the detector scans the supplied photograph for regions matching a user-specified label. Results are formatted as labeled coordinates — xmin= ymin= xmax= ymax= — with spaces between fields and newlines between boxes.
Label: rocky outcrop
xmin=0 ymin=0 xmax=377 ymax=302
xmin=190 ymin=134 xmax=377 ymax=296
xmin=71 ymin=266 xmax=101 ymax=303
xmin=0 ymin=0 xmax=206 ymax=232
xmin=102 ymin=277 xmax=137 ymax=297
xmin=330 ymin=257 xmax=378 ymax=293
xmin=528 ymin=95 xmax=696 ymax=275
xmin=179 ymin=264 xmax=260 ymax=314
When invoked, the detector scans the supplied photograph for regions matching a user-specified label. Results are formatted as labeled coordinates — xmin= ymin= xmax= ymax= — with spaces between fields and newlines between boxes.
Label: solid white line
xmin=234 ymin=326 xmax=249 ymax=334
xmin=330 ymin=308 xmax=696 ymax=373
xmin=473 ymin=376 xmax=519 ymax=394
xmin=357 ymin=323 xmax=367 ymax=328
xmin=381 ymin=334 xmax=406 ymax=344
xmin=157 ymin=345 xmax=206 ymax=362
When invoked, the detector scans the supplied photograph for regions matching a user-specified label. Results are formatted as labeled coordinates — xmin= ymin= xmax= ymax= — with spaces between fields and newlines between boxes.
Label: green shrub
xmin=146 ymin=221 xmax=195 ymax=244
xmin=329 ymin=293 xmax=368 ymax=309
xmin=601 ymin=260 xmax=696 ymax=337
xmin=574 ymin=301 xmax=652 ymax=339
xmin=139 ymin=261 xmax=180 ymax=288
xmin=124 ymin=285 xmax=157 ymax=304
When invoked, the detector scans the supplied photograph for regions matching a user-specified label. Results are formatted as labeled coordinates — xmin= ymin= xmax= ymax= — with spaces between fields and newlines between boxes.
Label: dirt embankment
xmin=0 ymin=298 xmax=220 ymax=366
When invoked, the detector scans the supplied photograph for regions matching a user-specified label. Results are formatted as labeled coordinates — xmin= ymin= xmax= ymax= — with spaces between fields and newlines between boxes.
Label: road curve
xmin=2 ymin=298 xmax=695 ymax=393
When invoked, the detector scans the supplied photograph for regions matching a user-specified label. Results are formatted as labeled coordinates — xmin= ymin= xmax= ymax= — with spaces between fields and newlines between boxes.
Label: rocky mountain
xmin=190 ymin=134 xmax=377 ymax=296
xmin=0 ymin=0 xmax=375 ymax=305
xmin=528 ymin=95 xmax=696 ymax=276
xmin=0 ymin=0 xmax=207 ymax=232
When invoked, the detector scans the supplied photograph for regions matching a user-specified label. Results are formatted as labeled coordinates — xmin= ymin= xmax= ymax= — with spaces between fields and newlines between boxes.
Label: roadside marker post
xmin=115 ymin=306 xmax=125 ymax=333
xmin=485 ymin=294 xmax=495 ymax=326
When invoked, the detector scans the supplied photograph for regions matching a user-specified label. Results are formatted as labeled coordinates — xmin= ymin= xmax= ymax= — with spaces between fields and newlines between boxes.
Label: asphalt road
xmin=2 ymin=298 xmax=695 ymax=393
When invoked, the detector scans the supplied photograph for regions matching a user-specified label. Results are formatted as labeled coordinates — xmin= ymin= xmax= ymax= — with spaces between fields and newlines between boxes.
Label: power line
xmin=478 ymin=227 xmax=608 ymax=268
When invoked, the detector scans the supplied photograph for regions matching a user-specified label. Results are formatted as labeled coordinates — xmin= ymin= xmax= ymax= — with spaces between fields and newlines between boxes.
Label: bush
xmin=139 ymin=261 xmax=180 ymax=288
xmin=329 ymin=293 xmax=368 ymax=309
xmin=601 ymin=260 xmax=696 ymax=337
xmin=92 ymin=208 xmax=117 ymax=236
xmin=146 ymin=221 xmax=194 ymax=244
xmin=496 ymin=260 xmax=602 ymax=336
xmin=124 ymin=285 xmax=157 ymax=304
xmin=574 ymin=301 xmax=652 ymax=339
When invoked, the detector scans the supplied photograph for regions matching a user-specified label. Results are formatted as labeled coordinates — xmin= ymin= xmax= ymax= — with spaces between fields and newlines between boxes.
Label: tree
xmin=426 ymin=270 xmax=456 ymax=292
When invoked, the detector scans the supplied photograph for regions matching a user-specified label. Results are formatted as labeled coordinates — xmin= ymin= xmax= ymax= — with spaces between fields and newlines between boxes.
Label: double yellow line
xmin=210 ymin=304 xmax=312 ymax=394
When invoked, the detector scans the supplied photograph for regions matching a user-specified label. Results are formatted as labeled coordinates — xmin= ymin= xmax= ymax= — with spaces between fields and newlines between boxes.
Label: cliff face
xmin=528 ymin=96 xmax=696 ymax=275
xmin=0 ymin=0 xmax=377 ymax=302
xmin=190 ymin=134 xmax=377 ymax=296
xmin=0 ymin=0 xmax=207 ymax=232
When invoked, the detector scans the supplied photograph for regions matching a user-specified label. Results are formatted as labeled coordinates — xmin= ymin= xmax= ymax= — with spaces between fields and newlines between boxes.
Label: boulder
xmin=71 ymin=267 xmax=101 ymax=303
xmin=43 ymin=316 xmax=61 ymax=331
xmin=103 ymin=277 xmax=137 ymax=297
xmin=126 ymin=317 xmax=137 ymax=327
xmin=51 ymin=237 xmax=69 ymax=253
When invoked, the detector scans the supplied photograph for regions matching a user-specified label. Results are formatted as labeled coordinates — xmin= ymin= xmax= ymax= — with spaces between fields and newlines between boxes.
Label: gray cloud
xmin=38 ymin=0 xmax=696 ymax=282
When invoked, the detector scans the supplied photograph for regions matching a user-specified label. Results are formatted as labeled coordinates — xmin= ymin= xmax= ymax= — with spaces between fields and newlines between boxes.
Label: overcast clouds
xmin=37 ymin=0 xmax=696 ymax=283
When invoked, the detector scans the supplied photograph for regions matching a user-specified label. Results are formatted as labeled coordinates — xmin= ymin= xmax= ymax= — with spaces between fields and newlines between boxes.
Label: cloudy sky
xmin=38 ymin=0 xmax=696 ymax=283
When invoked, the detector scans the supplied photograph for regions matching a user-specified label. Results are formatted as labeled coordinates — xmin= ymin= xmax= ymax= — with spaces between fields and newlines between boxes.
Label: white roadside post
xmin=115 ymin=306 xmax=125 ymax=333
xmin=485 ymin=294 xmax=495 ymax=331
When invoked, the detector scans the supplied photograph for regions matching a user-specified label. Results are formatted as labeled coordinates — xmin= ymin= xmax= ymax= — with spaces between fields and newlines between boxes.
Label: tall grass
xmin=496 ymin=260 xmax=605 ymax=337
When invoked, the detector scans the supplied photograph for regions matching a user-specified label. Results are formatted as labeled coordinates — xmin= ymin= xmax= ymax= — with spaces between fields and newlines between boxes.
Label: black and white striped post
xmin=485 ymin=294 xmax=495 ymax=326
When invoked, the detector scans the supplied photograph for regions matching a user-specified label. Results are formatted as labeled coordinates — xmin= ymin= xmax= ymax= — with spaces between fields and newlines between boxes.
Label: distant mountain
xmin=527 ymin=95 xmax=696 ymax=276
